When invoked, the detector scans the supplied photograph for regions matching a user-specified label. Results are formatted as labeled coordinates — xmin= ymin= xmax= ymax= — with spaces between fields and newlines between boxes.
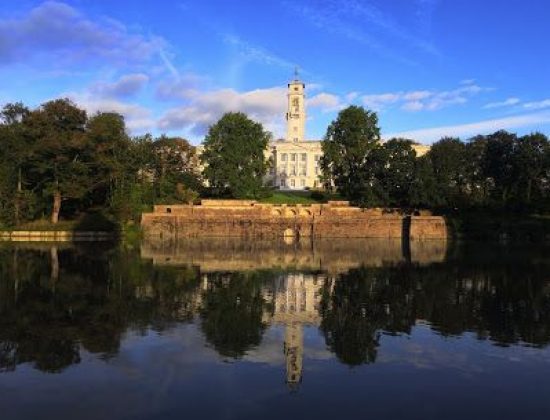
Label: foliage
xmin=0 ymin=101 xmax=201 ymax=227
xmin=320 ymin=105 xmax=381 ymax=201
xmin=200 ymin=112 xmax=271 ymax=199
xmin=319 ymin=106 xmax=550 ymax=214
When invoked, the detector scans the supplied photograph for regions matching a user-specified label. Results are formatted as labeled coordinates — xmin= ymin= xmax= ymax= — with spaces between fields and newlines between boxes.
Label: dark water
xmin=1 ymin=239 xmax=550 ymax=420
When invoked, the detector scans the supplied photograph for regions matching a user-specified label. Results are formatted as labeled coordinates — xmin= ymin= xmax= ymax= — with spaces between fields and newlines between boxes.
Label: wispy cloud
xmin=362 ymin=82 xmax=486 ymax=112
xmin=223 ymin=34 xmax=295 ymax=70
xmin=284 ymin=0 xmax=439 ymax=66
xmin=523 ymin=99 xmax=550 ymax=110
xmin=386 ymin=111 xmax=550 ymax=143
xmin=483 ymin=97 xmax=520 ymax=109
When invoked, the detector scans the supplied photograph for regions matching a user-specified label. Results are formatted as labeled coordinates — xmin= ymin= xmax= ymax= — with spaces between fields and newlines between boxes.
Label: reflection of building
xmin=265 ymin=273 xmax=328 ymax=388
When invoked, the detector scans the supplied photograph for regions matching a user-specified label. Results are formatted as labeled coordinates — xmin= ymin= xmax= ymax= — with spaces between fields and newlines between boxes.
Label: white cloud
xmin=523 ymin=99 xmax=550 ymax=110
xmin=483 ymin=97 xmax=520 ymax=109
xmin=65 ymin=91 xmax=155 ymax=132
xmin=362 ymin=83 xmax=486 ymax=112
xmin=90 ymin=73 xmax=149 ymax=99
xmin=158 ymin=86 xmax=288 ymax=137
xmin=386 ymin=111 xmax=550 ymax=143
xmin=307 ymin=93 xmax=341 ymax=111
xmin=0 ymin=1 xmax=168 ymax=66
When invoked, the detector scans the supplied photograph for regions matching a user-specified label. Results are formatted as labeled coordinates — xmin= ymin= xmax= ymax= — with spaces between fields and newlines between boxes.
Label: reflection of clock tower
xmin=286 ymin=69 xmax=306 ymax=143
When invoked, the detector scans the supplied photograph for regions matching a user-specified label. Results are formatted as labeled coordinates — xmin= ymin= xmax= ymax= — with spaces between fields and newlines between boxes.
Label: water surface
xmin=1 ymin=239 xmax=549 ymax=419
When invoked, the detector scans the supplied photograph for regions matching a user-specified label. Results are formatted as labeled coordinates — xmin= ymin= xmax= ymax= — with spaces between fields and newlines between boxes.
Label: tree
xmin=427 ymin=137 xmax=468 ymax=207
xmin=152 ymin=136 xmax=201 ymax=204
xmin=85 ymin=112 xmax=131 ymax=209
xmin=0 ymin=103 xmax=32 ymax=225
xmin=482 ymin=130 xmax=517 ymax=204
xmin=514 ymin=132 xmax=548 ymax=205
xmin=26 ymin=99 xmax=90 ymax=223
xmin=200 ymin=112 xmax=270 ymax=198
xmin=379 ymin=139 xmax=418 ymax=207
xmin=320 ymin=106 xmax=381 ymax=200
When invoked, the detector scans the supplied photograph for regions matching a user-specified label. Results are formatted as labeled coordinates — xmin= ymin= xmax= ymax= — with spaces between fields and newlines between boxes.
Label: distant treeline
xmin=320 ymin=106 xmax=550 ymax=213
xmin=1 ymin=100 xmax=549 ymax=229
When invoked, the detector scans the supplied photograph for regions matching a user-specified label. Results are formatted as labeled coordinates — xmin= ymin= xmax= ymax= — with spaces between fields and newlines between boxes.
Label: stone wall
xmin=141 ymin=200 xmax=447 ymax=240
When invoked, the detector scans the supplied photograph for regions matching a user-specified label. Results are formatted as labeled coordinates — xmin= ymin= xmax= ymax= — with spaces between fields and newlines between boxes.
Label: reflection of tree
xmin=0 ymin=244 xmax=203 ymax=373
xmin=200 ymin=272 xmax=268 ymax=358
xmin=319 ymin=266 xmax=415 ymax=366
xmin=320 ymin=255 xmax=550 ymax=365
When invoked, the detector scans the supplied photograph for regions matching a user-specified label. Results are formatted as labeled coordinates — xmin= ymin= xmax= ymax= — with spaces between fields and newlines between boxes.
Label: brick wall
xmin=141 ymin=201 xmax=447 ymax=240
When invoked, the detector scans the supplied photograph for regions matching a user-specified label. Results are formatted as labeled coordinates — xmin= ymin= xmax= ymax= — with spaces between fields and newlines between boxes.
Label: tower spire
xmin=294 ymin=66 xmax=299 ymax=81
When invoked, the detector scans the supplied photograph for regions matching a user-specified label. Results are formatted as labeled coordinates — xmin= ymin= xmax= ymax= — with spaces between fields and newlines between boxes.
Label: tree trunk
xmin=51 ymin=190 xmax=61 ymax=224
xmin=527 ymin=178 xmax=532 ymax=203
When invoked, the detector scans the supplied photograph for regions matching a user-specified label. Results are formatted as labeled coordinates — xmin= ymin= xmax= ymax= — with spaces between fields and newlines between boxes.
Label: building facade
xmin=266 ymin=77 xmax=323 ymax=190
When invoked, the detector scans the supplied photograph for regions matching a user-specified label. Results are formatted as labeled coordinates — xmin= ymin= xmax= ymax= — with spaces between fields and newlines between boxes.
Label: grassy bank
xmin=259 ymin=190 xmax=343 ymax=205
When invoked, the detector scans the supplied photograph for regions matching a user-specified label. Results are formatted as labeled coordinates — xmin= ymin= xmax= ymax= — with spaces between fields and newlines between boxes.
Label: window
xmin=280 ymin=179 xmax=286 ymax=187
xmin=281 ymin=153 xmax=287 ymax=162
xmin=290 ymin=179 xmax=295 ymax=187
xmin=315 ymin=167 xmax=320 ymax=175
xmin=293 ymin=126 xmax=298 ymax=132
xmin=293 ymin=137 xmax=298 ymax=142
xmin=314 ymin=154 xmax=321 ymax=162
xmin=291 ymin=166 xmax=296 ymax=175
xmin=301 ymin=153 xmax=307 ymax=162
xmin=291 ymin=153 xmax=296 ymax=162
xmin=300 ymin=179 xmax=306 ymax=187
xmin=300 ymin=167 xmax=306 ymax=176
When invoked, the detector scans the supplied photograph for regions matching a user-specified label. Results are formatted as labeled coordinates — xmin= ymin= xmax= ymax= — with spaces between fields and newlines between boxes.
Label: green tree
xmin=514 ymin=132 xmax=548 ymax=205
xmin=0 ymin=103 xmax=32 ymax=225
xmin=427 ymin=137 xmax=468 ymax=207
xmin=85 ymin=112 xmax=131 ymax=209
xmin=26 ymin=99 xmax=90 ymax=223
xmin=482 ymin=130 xmax=517 ymax=205
xmin=320 ymin=106 xmax=381 ymax=200
xmin=152 ymin=136 xmax=201 ymax=204
xmin=379 ymin=138 xmax=418 ymax=207
xmin=200 ymin=112 xmax=270 ymax=198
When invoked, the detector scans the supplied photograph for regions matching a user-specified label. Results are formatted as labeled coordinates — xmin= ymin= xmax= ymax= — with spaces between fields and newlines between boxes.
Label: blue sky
xmin=1 ymin=0 xmax=549 ymax=144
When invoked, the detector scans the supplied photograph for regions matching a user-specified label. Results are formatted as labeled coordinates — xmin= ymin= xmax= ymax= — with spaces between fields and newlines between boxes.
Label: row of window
xmin=280 ymin=179 xmax=306 ymax=187
xmin=279 ymin=153 xmax=322 ymax=162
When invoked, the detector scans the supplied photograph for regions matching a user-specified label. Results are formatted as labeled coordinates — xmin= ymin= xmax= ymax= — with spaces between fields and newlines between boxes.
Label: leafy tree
xmin=379 ymin=138 xmax=417 ymax=207
xmin=482 ymin=130 xmax=517 ymax=204
xmin=152 ymin=136 xmax=201 ymax=204
xmin=85 ymin=112 xmax=131 ymax=209
xmin=201 ymin=112 xmax=270 ymax=198
xmin=26 ymin=99 xmax=90 ymax=223
xmin=0 ymin=103 xmax=32 ymax=225
xmin=514 ymin=132 xmax=548 ymax=205
xmin=428 ymin=137 xmax=468 ymax=207
xmin=321 ymin=106 xmax=381 ymax=200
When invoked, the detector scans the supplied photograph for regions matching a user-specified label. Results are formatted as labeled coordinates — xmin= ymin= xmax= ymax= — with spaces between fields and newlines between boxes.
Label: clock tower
xmin=286 ymin=69 xmax=306 ymax=143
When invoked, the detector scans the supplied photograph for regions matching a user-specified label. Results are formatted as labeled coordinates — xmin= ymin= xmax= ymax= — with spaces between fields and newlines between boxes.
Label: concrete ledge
xmin=0 ymin=231 xmax=114 ymax=241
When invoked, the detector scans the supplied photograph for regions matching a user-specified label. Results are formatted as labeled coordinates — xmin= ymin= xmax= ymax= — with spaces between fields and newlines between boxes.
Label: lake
xmin=1 ymin=239 xmax=549 ymax=419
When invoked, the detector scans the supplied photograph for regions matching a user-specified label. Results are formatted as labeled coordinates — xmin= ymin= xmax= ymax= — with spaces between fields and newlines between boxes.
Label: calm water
xmin=1 ymin=239 xmax=550 ymax=420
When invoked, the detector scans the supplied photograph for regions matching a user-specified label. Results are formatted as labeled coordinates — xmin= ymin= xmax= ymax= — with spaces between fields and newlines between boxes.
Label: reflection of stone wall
xmin=140 ymin=237 xmax=448 ymax=273
xmin=141 ymin=201 xmax=447 ymax=240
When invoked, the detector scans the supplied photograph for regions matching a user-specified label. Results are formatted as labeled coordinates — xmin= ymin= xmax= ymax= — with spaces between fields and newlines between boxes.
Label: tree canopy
xmin=200 ymin=112 xmax=271 ymax=199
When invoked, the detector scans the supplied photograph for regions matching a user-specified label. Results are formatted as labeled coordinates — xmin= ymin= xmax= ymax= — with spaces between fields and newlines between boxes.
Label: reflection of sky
xmin=2 ymin=321 xmax=550 ymax=420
